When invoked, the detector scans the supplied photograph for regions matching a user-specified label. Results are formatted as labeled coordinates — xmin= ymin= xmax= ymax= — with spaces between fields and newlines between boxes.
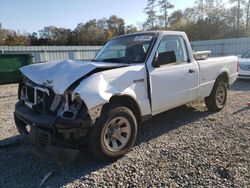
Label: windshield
xmin=94 ymin=33 xmax=156 ymax=64
xmin=242 ymin=50 xmax=250 ymax=58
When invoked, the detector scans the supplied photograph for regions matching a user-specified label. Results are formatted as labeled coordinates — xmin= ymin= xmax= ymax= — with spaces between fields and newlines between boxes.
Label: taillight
xmin=237 ymin=61 xmax=239 ymax=72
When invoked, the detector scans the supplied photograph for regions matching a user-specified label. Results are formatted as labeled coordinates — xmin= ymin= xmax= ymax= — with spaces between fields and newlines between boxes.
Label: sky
xmin=0 ymin=0 xmax=196 ymax=33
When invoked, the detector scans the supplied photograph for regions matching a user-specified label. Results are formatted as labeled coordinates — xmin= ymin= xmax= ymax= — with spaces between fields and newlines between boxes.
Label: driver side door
xmin=150 ymin=35 xmax=199 ymax=115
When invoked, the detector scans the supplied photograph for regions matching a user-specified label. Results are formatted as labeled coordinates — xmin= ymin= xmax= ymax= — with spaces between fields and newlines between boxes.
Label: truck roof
xmin=112 ymin=30 xmax=187 ymax=40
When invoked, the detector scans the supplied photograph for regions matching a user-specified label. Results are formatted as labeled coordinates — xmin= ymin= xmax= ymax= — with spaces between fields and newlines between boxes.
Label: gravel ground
xmin=0 ymin=80 xmax=249 ymax=187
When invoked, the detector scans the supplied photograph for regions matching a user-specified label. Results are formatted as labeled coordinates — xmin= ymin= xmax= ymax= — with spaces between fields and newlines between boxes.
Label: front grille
xmin=240 ymin=64 xmax=250 ymax=71
xmin=24 ymin=83 xmax=55 ymax=113
xmin=26 ymin=86 xmax=35 ymax=103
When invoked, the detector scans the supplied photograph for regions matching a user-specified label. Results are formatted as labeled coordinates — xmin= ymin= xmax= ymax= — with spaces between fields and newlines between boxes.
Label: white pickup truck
xmin=14 ymin=31 xmax=238 ymax=162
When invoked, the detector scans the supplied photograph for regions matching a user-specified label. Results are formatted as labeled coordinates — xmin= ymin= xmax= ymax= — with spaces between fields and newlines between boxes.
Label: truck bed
xmin=197 ymin=56 xmax=238 ymax=98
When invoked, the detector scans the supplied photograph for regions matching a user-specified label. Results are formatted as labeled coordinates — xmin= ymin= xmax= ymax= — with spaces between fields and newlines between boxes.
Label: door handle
xmin=189 ymin=68 xmax=196 ymax=73
xmin=133 ymin=79 xmax=145 ymax=83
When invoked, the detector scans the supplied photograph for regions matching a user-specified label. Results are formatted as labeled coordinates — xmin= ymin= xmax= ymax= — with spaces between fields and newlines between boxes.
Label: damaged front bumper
xmin=14 ymin=102 xmax=92 ymax=164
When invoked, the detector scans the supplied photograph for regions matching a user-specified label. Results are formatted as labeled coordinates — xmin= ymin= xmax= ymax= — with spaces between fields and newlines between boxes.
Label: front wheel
xmin=205 ymin=80 xmax=228 ymax=112
xmin=88 ymin=104 xmax=138 ymax=161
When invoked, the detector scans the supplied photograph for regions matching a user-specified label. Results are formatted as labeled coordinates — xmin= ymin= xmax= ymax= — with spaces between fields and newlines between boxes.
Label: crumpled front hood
xmin=20 ymin=60 xmax=127 ymax=94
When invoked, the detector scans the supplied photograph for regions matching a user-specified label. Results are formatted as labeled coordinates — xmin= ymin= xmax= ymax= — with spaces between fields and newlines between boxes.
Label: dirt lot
xmin=0 ymin=80 xmax=249 ymax=187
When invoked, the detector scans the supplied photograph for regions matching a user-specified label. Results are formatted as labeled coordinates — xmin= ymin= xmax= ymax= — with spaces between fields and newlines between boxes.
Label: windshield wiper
xmin=100 ymin=58 xmax=129 ymax=63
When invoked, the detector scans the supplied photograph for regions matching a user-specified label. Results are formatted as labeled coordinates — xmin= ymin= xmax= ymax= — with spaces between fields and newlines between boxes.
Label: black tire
xmin=88 ymin=104 xmax=138 ymax=161
xmin=14 ymin=114 xmax=28 ymax=135
xmin=205 ymin=80 xmax=228 ymax=112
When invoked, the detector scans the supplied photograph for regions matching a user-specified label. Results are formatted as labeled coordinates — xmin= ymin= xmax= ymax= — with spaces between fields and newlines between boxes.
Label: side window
xmin=157 ymin=36 xmax=188 ymax=64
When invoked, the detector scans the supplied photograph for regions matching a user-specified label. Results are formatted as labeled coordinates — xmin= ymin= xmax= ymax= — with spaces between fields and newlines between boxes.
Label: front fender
xmin=72 ymin=72 xmax=137 ymax=120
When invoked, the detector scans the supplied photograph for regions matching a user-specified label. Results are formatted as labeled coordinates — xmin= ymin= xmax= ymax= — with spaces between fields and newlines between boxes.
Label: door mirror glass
xmin=152 ymin=51 xmax=177 ymax=67
xmin=158 ymin=51 xmax=176 ymax=65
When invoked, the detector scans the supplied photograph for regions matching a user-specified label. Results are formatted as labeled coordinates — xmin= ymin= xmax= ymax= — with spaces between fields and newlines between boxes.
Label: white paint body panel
xmin=197 ymin=56 xmax=239 ymax=96
xmin=150 ymin=62 xmax=199 ymax=115
xmin=73 ymin=64 xmax=151 ymax=116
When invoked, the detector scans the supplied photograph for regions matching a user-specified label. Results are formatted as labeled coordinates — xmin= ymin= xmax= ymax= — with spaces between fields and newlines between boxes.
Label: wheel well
xmin=107 ymin=95 xmax=141 ymax=124
xmin=217 ymin=72 xmax=229 ymax=85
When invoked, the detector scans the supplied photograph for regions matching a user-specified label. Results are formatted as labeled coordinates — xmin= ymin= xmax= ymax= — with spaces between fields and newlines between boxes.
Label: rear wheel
xmin=205 ymin=80 xmax=228 ymax=112
xmin=88 ymin=104 xmax=138 ymax=161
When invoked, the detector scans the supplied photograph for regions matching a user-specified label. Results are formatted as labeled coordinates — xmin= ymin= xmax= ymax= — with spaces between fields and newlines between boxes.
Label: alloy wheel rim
xmin=216 ymin=85 xmax=226 ymax=107
xmin=103 ymin=116 xmax=131 ymax=152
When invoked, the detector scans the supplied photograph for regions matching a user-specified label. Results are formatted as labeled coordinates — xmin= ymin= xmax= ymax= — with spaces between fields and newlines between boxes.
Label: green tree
xmin=144 ymin=0 xmax=158 ymax=29
xmin=75 ymin=20 xmax=101 ymax=45
xmin=158 ymin=0 xmax=174 ymax=28
xmin=28 ymin=32 xmax=39 ymax=45
xmin=125 ymin=25 xmax=138 ymax=34
xmin=168 ymin=10 xmax=184 ymax=26
xmin=38 ymin=26 xmax=72 ymax=45
xmin=4 ymin=31 xmax=30 ymax=46
xmin=195 ymin=0 xmax=205 ymax=20
xmin=229 ymin=0 xmax=245 ymax=35
xmin=168 ymin=10 xmax=186 ymax=31
xmin=183 ymin=7 xmax=198 ymax=23
xmin=74 ymin=18 xmax=115 ymax=45
xmin=0 ymin=29 xmax=9 ymax=45
xmin=244 ymin=0 xmax=250 ymax=29
xmin=107 ymin=15 xmax=125 ymax=36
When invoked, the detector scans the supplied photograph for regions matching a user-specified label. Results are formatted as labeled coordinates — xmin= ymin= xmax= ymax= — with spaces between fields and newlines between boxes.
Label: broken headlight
xmin=58 ymin=92 xmax=83 ymax=119
xmin=71 ymin=93 xmax=83 ymax=110
xmin=18 ymin=76 xmax=27 ymax=100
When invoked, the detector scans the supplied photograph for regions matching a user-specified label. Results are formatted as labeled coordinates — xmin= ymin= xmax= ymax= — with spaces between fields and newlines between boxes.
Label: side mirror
xmin=158 ymin=51 xmax=176 ymax=66
xmin=152 ymin=51 xmax=177 ymax=67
